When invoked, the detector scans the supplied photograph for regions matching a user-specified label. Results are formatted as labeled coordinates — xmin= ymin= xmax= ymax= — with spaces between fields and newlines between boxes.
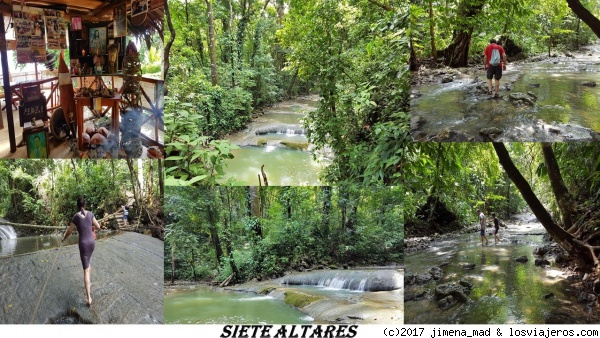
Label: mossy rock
xmin=257 ymin=139 xmax=267 ymax=146
xmin=280 ymin=141 xmax=309 ymax=151
xmin=259 ymin=286 xmax=276 ymax=295
xmin=283 ymin=291 xmax=323 ymax=308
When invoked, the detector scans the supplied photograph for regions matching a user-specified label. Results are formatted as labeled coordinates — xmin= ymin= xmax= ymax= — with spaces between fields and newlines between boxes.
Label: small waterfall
xmin=255 ymin=125 xmax=306 ymax=136
xmin=357 ymin=279 xmax=368 ymax=292
xmin=0 ymin=225 xmax=17 ymax=239
xmin=281 ymin=269 xmax=402 ymax=292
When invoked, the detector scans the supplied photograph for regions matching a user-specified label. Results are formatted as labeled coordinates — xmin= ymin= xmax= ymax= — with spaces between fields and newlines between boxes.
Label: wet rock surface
xmin=411 ymin=47 xmax=600 ymax=142
xmin=0 ymin=232 xmax=163 ymax=324
xmin=224 ymin=268 xmax=403 ymax=324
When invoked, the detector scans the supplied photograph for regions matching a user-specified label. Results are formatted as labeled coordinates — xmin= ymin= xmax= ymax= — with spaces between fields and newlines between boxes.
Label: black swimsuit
xmin=71 ymin=211 xmax=95 ymax=269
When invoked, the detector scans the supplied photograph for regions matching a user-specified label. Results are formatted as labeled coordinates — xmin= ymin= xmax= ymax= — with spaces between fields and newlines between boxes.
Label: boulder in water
xmin=534 ymin=258 xmax=550 ymax=266
xmin=437 ymin=295 xmax=456 ymax=309
xmin=515 ymin=256 xmax=528 ymax=263
xmin=404 ymin=271 xmax=432 ymax=286
xmin=533 ymin=247 xmax=547 ymax=256
xmin=543 ymin=292 xmax=554 ymax=299
xmin=435 ymin=282 xmax=470 ymax=303
xmin=459 ymin=278 xmax=473 ymax=289
xmin=410 ymin=116 xmax=426 ymax=132
xmin=545 ymin=311 xmax=578 ymax=324
xmin=430 ymin=266 xmax=443 ymax=280
xmin=441 ymin=75 xmax=453 ymax=84
xmin=528 ymin=83 xmax=541 ymax=88
xmin=509 ymin=92 xmax=536 ymax=105
xmin=479 ymin=127 xmax=503 ymax=139
xmin=461 ymin=263 xmax=476 ymax=270
xmin=577 ymin=292 xmax=597 ymax=303
xmin=582 ymin=81 xmax=597 ymax=87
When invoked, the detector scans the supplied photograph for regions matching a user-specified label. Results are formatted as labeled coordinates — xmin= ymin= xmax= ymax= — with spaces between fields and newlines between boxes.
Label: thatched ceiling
xmin=1 ymin=0 xmax=163 ymax=37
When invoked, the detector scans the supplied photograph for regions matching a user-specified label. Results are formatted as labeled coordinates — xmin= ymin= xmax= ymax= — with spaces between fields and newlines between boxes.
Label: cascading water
xmin=281 ymin=270 xmax=401 ymax=292
xmin=0 ymin=225 xmax=17 ymax=239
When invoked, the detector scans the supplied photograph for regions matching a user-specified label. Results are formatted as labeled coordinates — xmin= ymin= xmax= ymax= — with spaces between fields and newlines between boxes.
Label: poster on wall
xmin=44 ymin=9 xmax=67 ymax=50
xmin=13 ymin=5 xmax=46 ymax=64
xmin=113 ymin=3 xmax=127 ymax=37
xmin=89 ymin=27 xmax=107 ymax=55
xmin=132 ymin=0 xmax=149 ymax=18
xmin=71 ymin=17 xmax=82 ymax=31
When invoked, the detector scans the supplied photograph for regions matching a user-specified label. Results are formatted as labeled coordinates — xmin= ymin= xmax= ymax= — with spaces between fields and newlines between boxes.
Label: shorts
xmin=480 ymin=229 xmax=485 ymax=236
xmin=123 ymin=215 xmax=128 ymax=221
xmin=487 ymin=65 xmax=502 ymax=80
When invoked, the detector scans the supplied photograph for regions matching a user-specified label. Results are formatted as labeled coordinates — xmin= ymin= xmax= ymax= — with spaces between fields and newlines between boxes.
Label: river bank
xmin=164 ymin=269 xmax=403 ymax=324
xmin=410 ymin=44 xmax=600 ymax=142
xmin=219 ymin=95 xmax=331 ymax=185
xmin=404 ymin=213 xmax=599 ymax=324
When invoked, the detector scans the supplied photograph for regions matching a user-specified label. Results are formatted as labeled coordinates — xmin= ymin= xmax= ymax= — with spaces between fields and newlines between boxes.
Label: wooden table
xmin=74 ymin=94 xmax=121 ymax=151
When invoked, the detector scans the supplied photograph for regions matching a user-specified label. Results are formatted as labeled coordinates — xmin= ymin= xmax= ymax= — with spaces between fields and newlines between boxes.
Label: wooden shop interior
xmin=0 ymin=0 xmax=164 ymax=159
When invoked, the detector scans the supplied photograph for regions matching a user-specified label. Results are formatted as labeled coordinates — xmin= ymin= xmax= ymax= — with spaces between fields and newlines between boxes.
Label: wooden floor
xmin=0 ymin=109 xmax=76 ymax=159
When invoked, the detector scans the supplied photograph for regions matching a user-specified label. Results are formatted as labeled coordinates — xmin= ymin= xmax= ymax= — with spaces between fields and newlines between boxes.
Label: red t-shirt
xmin=484 ymin=43 xmax=505 ymax=67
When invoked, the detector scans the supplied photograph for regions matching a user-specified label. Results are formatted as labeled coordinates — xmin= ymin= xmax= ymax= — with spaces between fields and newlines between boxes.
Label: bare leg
xmin=84 ymin=266 xmax=92 ymax=305
xmin=487 ymin=79 xmax=492 ymax=93
xmin=495 ymin=79 xmax=500 ymax=95
xmin=495 ymin=233 xmax=499 ymax=244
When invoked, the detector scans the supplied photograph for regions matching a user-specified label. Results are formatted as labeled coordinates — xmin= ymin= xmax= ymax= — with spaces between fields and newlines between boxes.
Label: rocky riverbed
xmin=405 ymin=213 xmax=600 ymax=324
xmin=410 ymin=45 xmax=600 ymax=142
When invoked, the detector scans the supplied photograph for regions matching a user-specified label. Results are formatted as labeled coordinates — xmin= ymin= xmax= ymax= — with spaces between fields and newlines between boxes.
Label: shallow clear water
xmin=404 ymin=219 xmax=585 ymax=324
xmin=0 ymin=232 xmax=115 ymax=258
xmin=222 ymin=96 xmax=328 ymax=184
xmin=219 ymin=147 xmax=328 ymax=186
xmin=164 ymin=285 xmax=313 ymax=324
xmin=412 ymin=55 xmax=600 ymax=141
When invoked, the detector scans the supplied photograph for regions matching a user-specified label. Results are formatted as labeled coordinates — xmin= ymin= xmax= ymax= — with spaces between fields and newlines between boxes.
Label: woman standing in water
xmin=62 ymin=196 xmax=102 ymax=306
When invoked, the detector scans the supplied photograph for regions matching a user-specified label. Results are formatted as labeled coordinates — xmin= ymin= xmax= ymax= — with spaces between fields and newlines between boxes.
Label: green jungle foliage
xmin=164 ymin=186 xmax=403 ymax=283
xmin=164 ymin=0 xmax=409 ymax=185
xmin=404 ymin=143 xmax=600 ymax=236
xmin=411 ymin=0 xmax=600 ymax=62
xmin=0 ymin=160 xmax=161 ymax=234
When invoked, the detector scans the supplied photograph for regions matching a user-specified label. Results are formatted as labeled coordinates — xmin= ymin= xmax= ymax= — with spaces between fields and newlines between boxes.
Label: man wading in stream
xmin=484 ymin=39 xmax=507 ymax=98
xmin=477 ymin=209 xmax=488 ymax=246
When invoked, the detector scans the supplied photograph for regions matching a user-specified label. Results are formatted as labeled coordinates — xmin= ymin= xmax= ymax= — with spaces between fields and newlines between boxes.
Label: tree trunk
xmin=492 ymin=143 xmax=588 ymax=260
xmin=158 ymin=159 xmax=164 ymax=202
xmin=190 ymin=248 xmax=197 ymax=281
xmin=566 ymin=0 xmax=600 ymax=39
xmin=206 ymin=0 xmax=218 ymax=86
xmin=126 ymin=159 xmax=140 ymax=207
xmin=164 ymin=0 xmax=176 ymax=87
xmin=575 ymin=18 xmax=581 ymax=50
xmin=206 ymin=193 xmax=224 ymax=265
xmin=221 ymin=187 xmax=240 ymax=282
xmin=322 ymin=186 xmax=331 ymax=232
xmin=409 ymin=30 xmax=418 ymax=71
xmin=428 ymin=0 xmax=437 ymax=59
xmin=443 ymin=0 xmax=484 ymax=67
xmin=171 ymin=246 xmax=175 ymax=284
xmin=541 ymin=143 xmax=575 ymax=231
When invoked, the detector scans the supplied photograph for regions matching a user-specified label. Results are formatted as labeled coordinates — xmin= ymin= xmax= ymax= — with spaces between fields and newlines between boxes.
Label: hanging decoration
xmin=122 ymin=40 xmax=141 ymax=108
xmin=13 ymin=5 xmax=46 ymax=64
xmin=131 ymin=0 xmax=149 ymax=26
xmin=44 ymin=9 xmax=67 ymax=50
xmin=113 ymin=3 xmax=127 ymax=37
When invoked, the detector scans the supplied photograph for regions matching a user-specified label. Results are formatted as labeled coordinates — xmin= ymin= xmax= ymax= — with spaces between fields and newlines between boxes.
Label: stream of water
xmin=404 ymin=215 xmax=593 ymax=324
xmin=164 ymin=285 xmax=313 ymax=324
xmin=0 ymin=230 xmax=115 ymax=258
xmin=219 ymin=96 xmax=330 ymax=185
xmin=412 ymin=45 xmax=600 ymax=141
